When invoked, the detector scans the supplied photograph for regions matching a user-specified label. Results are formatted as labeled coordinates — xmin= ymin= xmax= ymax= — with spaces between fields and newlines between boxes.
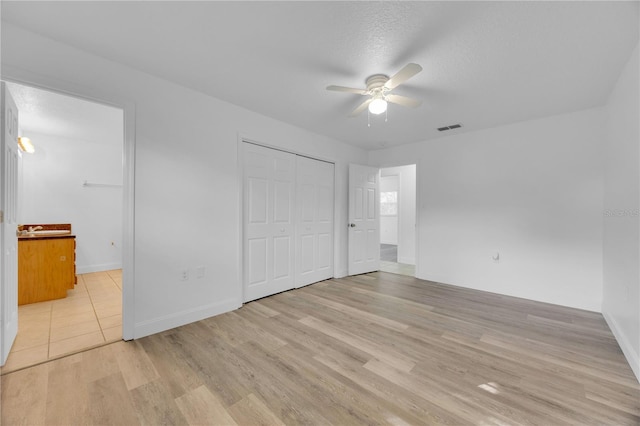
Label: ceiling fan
xmin=326 ymin=63 xmax=423 ymax=117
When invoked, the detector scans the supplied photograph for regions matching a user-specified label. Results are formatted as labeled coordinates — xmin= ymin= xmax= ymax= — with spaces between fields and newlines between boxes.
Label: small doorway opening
xmin=1 ymin=82 xmax=125 ymax=373
xmin=379 ymin=165 xmax=416 ymax=277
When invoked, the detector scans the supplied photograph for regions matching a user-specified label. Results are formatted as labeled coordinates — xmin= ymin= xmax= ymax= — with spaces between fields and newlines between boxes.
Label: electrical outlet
xmin=196 ymin=266 xmax=205 ymax=279
xmin=180 ymin=268 xmax=189 ymax=281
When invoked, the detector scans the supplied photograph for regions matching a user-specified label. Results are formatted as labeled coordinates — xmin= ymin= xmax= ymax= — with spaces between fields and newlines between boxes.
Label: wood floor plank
xmin=270 ymin=340 xmax=408 ymax=425
xmin=86 ymin=372 xmax=140 ymax=426
xmin=44 ymin=358 xmax=89 ymax=425
xmin=312 ymin=352 xmax=471 ymax=425
xmin=159 ymin=323 xmax=251 ymax=407
xmin=244 ymin=300 xmax=281 ymax=318
xmin=113 ymin=340 xmax=160 ymax=391
xmin=1 ymin=272 xmax=638 ymax=425
xmin=175 ymin=384 xmax=238 ymax=426
xmin=129 ymin=378 xmax=188 ymax=425
xmin=299 ymin=315 xmax=416 ymax=372
xmin=296 ymin=290 xmax=409 ymax=331
xmin=0 ymin=363 xmax=48 ymax=425
xmin=137 ymin=332 xmax=205 ymax=399
xmin=228 ymin=393 xmax=286 ymax=426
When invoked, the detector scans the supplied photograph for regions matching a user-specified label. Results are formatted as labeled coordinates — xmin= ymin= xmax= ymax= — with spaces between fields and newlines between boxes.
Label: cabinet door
xmin=18 ymin=238 xmax=75 ymax=305
xmin=45 ymin=238 xmax=75 ymax=290
xmin=18 ymin=240 xmax=45 ymax=305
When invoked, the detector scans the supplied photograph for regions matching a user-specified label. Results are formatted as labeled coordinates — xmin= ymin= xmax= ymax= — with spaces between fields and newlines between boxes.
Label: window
xmin=380 ymin=191 xmax=398 ymax=216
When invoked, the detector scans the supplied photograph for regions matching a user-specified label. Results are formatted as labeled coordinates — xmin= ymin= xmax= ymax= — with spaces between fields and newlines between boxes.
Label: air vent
xmin=437 ymin=123 xmax=463 ymax=131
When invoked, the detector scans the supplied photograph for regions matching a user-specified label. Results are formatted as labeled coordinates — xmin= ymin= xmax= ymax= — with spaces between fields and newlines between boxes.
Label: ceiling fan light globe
xmin=368 ymin=98 xmax=387 ymax=115
xmin=18 ymin=137 xmax=35 ymax=154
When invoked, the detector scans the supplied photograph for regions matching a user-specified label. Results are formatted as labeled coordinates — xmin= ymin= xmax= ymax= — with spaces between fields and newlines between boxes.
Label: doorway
xmin=379 ymin=165 xmax=416 ymax=277
xmin=1 ymin=82 xmax=126 ymax=372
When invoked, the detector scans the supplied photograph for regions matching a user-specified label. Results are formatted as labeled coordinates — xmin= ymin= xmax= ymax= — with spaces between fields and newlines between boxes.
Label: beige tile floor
xmin=380 ymin=260 xmax=415 ymax=276
xmin=0 ymin=270 xmax=122 ymax=374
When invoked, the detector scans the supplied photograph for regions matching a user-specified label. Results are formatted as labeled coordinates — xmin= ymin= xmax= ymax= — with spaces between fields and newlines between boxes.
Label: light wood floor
xmin=0 ymin=270 xmax=122 ymax=374
xmin=2 ymin=272 xmax=638 ymax=425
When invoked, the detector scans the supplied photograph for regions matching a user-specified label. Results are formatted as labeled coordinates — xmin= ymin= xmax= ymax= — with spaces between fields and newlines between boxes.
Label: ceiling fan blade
xmin=384 ymin=63 xmax=423 ymax=90
xmin=326 ymin=85 xmax=368 ymax=95
xmin=386 ymin=94 xmax=422 ymax=108
xmin=349 ymin=98 xmax=373 ymax=117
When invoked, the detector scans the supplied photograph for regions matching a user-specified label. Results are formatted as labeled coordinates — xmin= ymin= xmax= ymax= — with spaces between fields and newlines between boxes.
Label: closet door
xmin=243 ymin=143 xmax=296 ymax=302
xmin=296 ymin=156 xmax=334 ymax=287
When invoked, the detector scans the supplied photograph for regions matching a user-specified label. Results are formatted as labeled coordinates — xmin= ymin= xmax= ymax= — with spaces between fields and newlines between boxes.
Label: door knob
xmin=349 ymin=223 xmax=356 ymax=227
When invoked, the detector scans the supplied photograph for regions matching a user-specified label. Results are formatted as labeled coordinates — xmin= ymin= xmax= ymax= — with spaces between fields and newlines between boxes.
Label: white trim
xmin=1 ymin=66 xmax=136 ymax=341
xmin=333 ymin=164 xmax=345 ymax=278
xmin=134 ymin=298 xmax=241 ymax=339
xmin=378 ymin=164 xmax=418 ymax=276
xmin=415 ymin=163 xmax=421 ymax=277
xmin=236 ymin=134 xmax=246 ymax=306
xmin=121 ymin=100 xmax=136 ymax=340
xmin=76 ymin=263 xmax=123 ymax=274
xmin=603 ymin=311 xmax=640 ymax=383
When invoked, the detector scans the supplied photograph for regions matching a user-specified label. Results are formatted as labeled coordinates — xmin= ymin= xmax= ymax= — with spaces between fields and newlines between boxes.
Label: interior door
xmin=243 ymin=143 xmax=296 ymax=302
xmin=1 ymin=82 xmax=19 ymax=365
xmin=348 ymin=164 xmax=380 ymax=275
xmin=296 ymin=156 xmax=334 ymax=287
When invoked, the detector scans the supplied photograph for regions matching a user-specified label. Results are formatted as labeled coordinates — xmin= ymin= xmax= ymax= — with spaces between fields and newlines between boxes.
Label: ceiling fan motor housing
xmin=366 ymin=74 xmax=390 ymax=95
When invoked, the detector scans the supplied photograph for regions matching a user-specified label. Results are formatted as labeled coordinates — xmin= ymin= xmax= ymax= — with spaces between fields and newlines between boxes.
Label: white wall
xmin=370 ymin=108 xmax=605 ymax=312
xmin=381 ymin=165 xmax=416 ymax=264
xmin=1 ymin=23 xmax=367 ymax=337
xmin=602 ymin=42 xmax=640 ymax=381
xmin=20 ymin=131 xmax=123 ymax=274
xmin=380 ymin=175 xmax=399 ymax=245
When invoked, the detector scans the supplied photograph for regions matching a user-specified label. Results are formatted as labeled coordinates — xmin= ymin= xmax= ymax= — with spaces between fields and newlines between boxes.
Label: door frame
xmin=236 ymin=134 xmax=337 ymax=303
xmin=379 ymin=172 xmax=401 ymax=247
xmin=1 ymin=70 xmax=136 ymax=340
xmin=375 ymin=162 xmax=420 ymax=277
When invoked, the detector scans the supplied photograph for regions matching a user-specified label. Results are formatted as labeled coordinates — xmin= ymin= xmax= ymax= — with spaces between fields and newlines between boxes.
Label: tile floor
xmin=380 ymin=260 xmax=415 ymax=276
xmin=379 ymin=244 xmax=415 ymax=277
xmin=0 ymin=270 xmax=122 ymax=374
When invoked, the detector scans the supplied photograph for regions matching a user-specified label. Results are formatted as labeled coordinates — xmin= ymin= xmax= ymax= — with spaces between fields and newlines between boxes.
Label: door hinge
xmin=0 ymin=210 xmax=3 ymax=223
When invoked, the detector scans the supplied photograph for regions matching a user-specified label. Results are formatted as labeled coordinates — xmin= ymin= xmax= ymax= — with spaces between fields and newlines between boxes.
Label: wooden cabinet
xmin=18 ymin=235 xmax=77 ymax=305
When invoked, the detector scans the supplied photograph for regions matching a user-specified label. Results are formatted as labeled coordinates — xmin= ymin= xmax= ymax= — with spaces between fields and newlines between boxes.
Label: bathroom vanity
xmin=18 ymin=224 xmax=77 ymax=305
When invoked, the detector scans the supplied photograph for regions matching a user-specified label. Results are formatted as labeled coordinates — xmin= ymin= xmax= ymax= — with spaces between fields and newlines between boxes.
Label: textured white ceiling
xmin=6 ymin=82 xmax=123 ymax=147
xmin=2 ymin=1 xmax=638 ymax=149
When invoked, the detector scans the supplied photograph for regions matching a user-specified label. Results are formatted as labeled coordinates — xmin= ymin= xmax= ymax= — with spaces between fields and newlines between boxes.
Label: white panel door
xmin=1 ymin=82 xmax=19 ymax=365
xmin=348 ymin=164 xmax=380 ymax=276
xmin=296 ymin=156 xmax=334 ymax=287
xmin=243 ymin=143 xmax=296 ymax=302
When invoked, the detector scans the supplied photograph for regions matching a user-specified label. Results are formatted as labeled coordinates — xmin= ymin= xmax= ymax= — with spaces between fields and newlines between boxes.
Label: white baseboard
xmin=133 ymin=298 xmax=241 ymax=339
xmin=603 ymin=311 xmax=640 ymax=383
xmin=77 ymin=263 xmax=122 ymax=274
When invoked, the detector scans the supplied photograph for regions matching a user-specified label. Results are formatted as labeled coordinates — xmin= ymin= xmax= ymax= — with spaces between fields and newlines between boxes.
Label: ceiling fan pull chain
xmin=368 ymin=110 xmax=371 ymax=127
